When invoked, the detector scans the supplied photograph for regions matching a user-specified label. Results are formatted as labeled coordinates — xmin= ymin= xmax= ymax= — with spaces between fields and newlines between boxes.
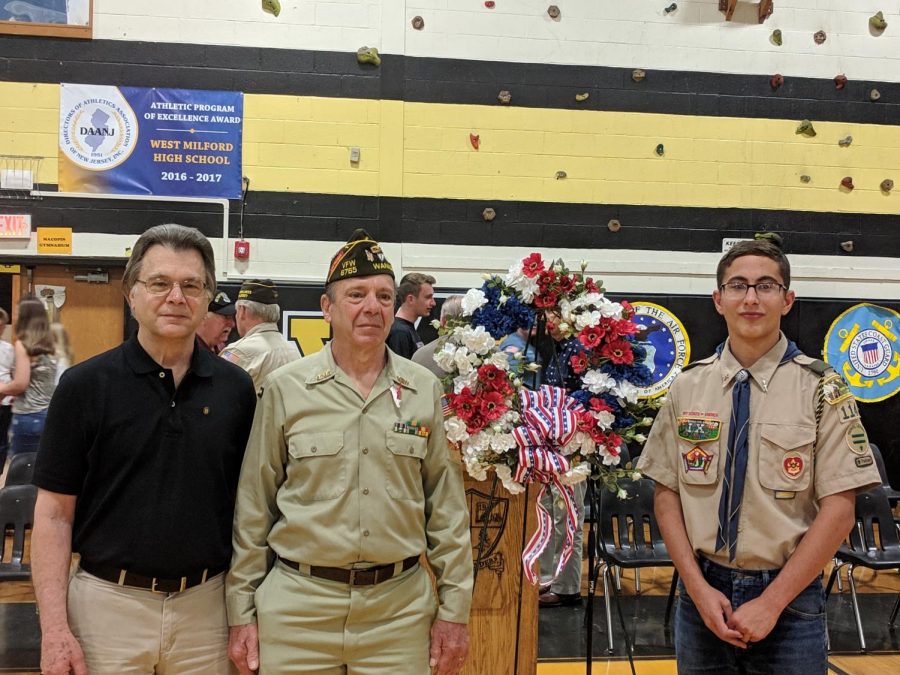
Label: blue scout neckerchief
xmin=714 ymin=340 xmax=803 ymax=562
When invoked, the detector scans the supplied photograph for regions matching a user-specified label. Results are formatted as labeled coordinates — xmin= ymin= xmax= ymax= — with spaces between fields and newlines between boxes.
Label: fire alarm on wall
xmin=234 ymin=240 xmax=250 ymax=260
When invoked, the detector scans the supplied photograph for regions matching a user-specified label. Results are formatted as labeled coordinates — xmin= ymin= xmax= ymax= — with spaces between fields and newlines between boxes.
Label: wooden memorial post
xmin=461 ymin=473 xmax=538 ymax=675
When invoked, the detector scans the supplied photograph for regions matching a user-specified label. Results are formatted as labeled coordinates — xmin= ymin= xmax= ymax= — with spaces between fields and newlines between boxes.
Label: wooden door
xmin=13 ymin=265 xmax=125 ymax=365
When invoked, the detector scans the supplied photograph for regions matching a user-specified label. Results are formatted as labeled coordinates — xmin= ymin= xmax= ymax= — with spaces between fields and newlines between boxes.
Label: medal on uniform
xmin=391 ymin=383 xmax=402 ymax=410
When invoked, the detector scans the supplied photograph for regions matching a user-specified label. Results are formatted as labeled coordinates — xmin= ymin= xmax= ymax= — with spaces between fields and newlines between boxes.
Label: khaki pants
xmin=68 ymin=567 xmax=232 ymax=674
xmin=256 ymin=559 xmax=437 ymax=674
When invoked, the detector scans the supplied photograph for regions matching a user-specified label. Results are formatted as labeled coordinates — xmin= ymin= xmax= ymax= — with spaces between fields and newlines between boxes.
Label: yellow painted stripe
xmin=1 ymin=82 xmax=896 ymax=215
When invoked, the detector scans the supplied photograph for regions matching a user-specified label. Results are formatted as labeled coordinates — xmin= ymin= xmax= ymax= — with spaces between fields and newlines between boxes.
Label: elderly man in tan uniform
xmin=637 ymin=235 xmax=881 ymax=674
xmin=221 ymin=279 xmax=301 ymax=392
xmin=226 ymin=229 xmax=473 ymax=675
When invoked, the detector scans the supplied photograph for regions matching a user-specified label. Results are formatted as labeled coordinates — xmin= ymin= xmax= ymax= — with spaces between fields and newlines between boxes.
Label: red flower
xmin=620 ymin=300 xmax=634 ymax=318
xmin=537 ymin=269 xmax=557 ymax=290
xmin=602 ymin=339 xmax=634 ymax=365
xmin=480 ymin=391 xmax=508 ymax=422
xmin=578 ymin=325 xmax=603 ymax=349
xmin=589 ymin=397 xmax=612 ymax=413
xmin=584 ymin=277 xmax=600 ymax=294
xmin=557 ymin=275 xmax=575 ymax=293
xmin=576 ymin=410 xmax=595 ymax=433
xmin=477 ymin=364 xmax=511 ymax=395
xmin=569 ymin=352 xmax=588 ymax=374
xmin=534 ymin=291 xmax=558 ymax=308
xmin=609 ymin=318 xmax=639 ymax=339
xmin=522 ymin=252 xmax=544 ymax=278
xmin=450 ymin=388 xmax=480 ymax=422
xmin=605 ymin=432 xmax=624 ymax=456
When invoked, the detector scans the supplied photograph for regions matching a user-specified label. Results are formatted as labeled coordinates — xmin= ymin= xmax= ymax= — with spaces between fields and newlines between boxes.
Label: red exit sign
xmin=0 ymin=215 xmax=32 ymax=238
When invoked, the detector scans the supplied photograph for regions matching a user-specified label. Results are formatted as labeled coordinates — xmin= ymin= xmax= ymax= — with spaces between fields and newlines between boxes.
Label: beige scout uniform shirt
xmin=227 ymin=344 xmax=473 ymax=625
xmin=220 ymin=322 xmax=301 ymax=393
xmin=637 ymin=333 xmax=881 ymax=571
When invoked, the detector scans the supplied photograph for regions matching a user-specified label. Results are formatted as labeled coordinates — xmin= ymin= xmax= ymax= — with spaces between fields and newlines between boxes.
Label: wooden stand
xmin=462 ymin=474 xmax=538 ymax=675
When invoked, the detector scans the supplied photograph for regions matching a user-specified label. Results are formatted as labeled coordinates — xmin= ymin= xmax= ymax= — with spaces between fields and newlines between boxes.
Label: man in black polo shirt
xmin=387 ymin=272 xmax=436 ymax=359
xmin=31 ymin=224 xmax=256 ymax=675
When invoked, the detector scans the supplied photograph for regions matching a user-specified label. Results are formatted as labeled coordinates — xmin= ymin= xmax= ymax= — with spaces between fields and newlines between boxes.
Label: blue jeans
xmin=675 ymin=557 xmax=827 ymax=675
xmin=10 ymin=409 xmax=48 ymax=455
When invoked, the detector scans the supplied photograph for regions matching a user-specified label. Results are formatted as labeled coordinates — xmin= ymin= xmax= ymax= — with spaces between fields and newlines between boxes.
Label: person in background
xmin=0 ymin=296 xmax=57 ymax=456
xmin=220 ymin=279 xmax=301 ymax=393
xmin=411 ymin=294 xmax=463 ymax=378
xmin=197 ymin=291 xmax=236 ymax=354
xmin=50 ymin=323 xmax=73 ymax=386
xmin=499 ymin=324 xmax=538 ymax=389
xmin=0 ymin=308 xmax=13 ymax=469
xmin=387 ymin=272 xmax=436 ymax=359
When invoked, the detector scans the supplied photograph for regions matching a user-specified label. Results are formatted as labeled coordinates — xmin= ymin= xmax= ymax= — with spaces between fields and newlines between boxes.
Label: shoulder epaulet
xmin=793 ymin=355 xmax=833 ymax=378
xmin=682 ymin=353 xmax=718 ymax=372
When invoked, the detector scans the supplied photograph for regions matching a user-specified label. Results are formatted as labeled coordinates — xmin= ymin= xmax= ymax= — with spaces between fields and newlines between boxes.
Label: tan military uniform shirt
xmin=226 ymin=344 xmax=473 ymax=625
xmin=220 ymin=322 xmax=301 ymax=393
xmin=637 ymin=333 xmax=881 ymax=570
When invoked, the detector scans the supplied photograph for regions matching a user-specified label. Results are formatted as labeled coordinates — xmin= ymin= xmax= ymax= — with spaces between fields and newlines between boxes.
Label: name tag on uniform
xmin=774 ymin=491 xmax=796 ymax=500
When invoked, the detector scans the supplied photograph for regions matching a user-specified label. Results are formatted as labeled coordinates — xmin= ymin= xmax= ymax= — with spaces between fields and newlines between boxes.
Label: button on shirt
xmin=637 ymin=333 xmax=881 ymax=570
xmin=33 ymin=336 xmax=257 ymax=577
xmin=220 ymin=322 xmax=301 ymax=392
xmin=227 ymin=344 xmax=473 ymax=625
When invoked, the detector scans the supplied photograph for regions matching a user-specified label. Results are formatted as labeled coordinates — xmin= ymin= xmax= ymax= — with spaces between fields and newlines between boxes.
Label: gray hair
xmin=123 ymin=224 xmax=216 ymax=298
xmin=440 ymin=295 xmax=464 ymax=321
xmin=236 ymin=298 xmax=280 ymax=323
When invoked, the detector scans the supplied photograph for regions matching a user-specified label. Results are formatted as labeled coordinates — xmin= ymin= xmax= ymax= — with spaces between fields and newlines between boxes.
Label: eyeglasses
xmin=719 ymin=281 xmax=786 ymax=297
xmin=135 ymin=278 xmax=207 ymax=298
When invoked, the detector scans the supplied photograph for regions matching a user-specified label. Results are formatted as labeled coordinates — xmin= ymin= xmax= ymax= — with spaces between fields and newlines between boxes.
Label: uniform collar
xmin=124 ymin=334 xmax=214 ymax=378
xmin=717 ymin=333 xmax=788 ymax=392
xmin=243 ymin=322 xmax=280 ymax=338
xmin=304 ymin=342 xmax=418 ymax=393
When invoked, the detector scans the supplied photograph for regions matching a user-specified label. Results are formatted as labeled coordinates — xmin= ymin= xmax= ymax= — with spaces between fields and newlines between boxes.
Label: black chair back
xmin=5 ymin=452 xmax=37 ymax=486
xmin=598 ymin=477 xmax=662 ymax=556
xmin=847 ymin=486 xmax=900 ymax=553
xmin=0 ymin=484 xmax=37 ymax=580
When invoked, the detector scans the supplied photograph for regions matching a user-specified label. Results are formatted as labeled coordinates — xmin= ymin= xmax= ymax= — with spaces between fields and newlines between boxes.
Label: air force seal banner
xmin=825 ymin=303 xmax=900 ymax=403
xmin=631 ymin=302 xmax=691 ymax=399
xmin=59 ymin=84 xmax=243 ymax=199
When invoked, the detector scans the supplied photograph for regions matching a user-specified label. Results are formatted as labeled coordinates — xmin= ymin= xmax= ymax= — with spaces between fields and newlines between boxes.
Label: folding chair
xmin=0 ymin=484 xmax=37 ymax=581
xmin=5 ymin=452 xmax=37 ymax=486
xmin=824 ymin=485 xmax=900 ymax=652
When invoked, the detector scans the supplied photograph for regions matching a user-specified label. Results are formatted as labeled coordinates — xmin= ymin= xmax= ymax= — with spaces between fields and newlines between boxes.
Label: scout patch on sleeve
xmin=821 ymin=373 xmax=853 ymax=405
xmin=682 ymin=446 xmax=713 ymax=473
xmin=855 ymin=455 xmax=874 ymax=468
xmin=677 ymin=416 xmax=721 ymax=443
xmin=836 ymin=399 xmax=861 ymax=425
xmin=845 ymin=422 xmax=869 ymax=455
xmin=782 ymin=453 xmax=805 ymax=479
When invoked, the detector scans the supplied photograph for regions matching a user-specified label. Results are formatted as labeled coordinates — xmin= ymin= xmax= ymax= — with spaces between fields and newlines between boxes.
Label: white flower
xmin=560 ymin=462 xmax=590 ymax=485
xmin=503 ymin=262 xmax=539 ymax=303
xmin=464 ymin=457 xmax=488 ymax=482
xmin=461 ymin=288 xmax=488 ymax=316
xmin=632 ymin=433 xmax=647 ymax=444
xmin=445 ymin=417 xmax=470 ymax=443
xmin=617 ymin=488 xmax=627 ymax=499
xmin=434 ymin=342 xmax=458 ymax=372
xmin=582 ymin=369 xmax=615 ymax=394
xmin=495 ymin=464 xmax=525 ymax=494
xmin=574 ymin=310 xmax=602 ymax=331
xmin=598 ymin=299 xmax=624 ymax=317
xmin=558 ymin=298 xmax=575 ymax=323
xmin=453 ymin=347 xmax=476 ymax=375
xmin=593 ymin=409 xmax=616 ymax=430
xmin=489 ymin=432 xmax=518 ymax=453
xmin=464 ymin=430 xmax=491 ymax=455
xmin=462 ymin=325 xmax=496 ymax=355
xmin=430 ymin=319 xmax=441 ymax=329
xmin=615 ymin=380 xmax=639 ymax=404
xmin=487 ymin=350 xmax=510 ymax=370
xmin=453 ymin=369 xmax=478 ymax=393
xmin=631 ymin=471 xmax=642 ymax=481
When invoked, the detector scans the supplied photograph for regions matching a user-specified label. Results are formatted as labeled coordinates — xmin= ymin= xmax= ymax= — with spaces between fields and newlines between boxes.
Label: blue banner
xmin=59 ymin=84 xmax=243 ymax=199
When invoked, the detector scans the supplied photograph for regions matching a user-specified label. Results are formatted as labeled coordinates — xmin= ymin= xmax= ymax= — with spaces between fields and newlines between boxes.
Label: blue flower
xmin=470 ymin=281 xmax=534 ymax=339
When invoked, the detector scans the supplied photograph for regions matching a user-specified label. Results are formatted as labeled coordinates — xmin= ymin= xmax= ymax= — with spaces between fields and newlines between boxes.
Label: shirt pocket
xmin=758 ymin=423 xmax=816 ymax=493
xmin=678 ymin=439 xmax=721 ymax=487
xmin=286 ymin=431 xmax=347 ymax=501
xmin=384 ymin=432 xmax=427 ymax=501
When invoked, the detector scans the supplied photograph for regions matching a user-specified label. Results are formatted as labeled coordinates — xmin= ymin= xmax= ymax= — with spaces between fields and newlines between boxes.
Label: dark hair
xmin=716 ymin=234 xmax=791 ymax=288
xmin=397 ymin=272 xmax=436 ymax=303
xmin=123 ymin=224 xmax=216 ymax=299
xmin=15 ymin=296 xmax=54 ymax=357
xmin=0 ymin=308 xmax=8 ymax=324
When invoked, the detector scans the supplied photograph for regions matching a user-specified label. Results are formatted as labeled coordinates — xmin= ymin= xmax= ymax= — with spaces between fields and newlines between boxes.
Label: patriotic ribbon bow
xmin=511 ymin=385 xmax=585 ymax=586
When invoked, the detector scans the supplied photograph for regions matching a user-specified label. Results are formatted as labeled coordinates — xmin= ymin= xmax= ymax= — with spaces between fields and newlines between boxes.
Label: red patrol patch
xmin=783 ymin=453 xmax=804 ymax=479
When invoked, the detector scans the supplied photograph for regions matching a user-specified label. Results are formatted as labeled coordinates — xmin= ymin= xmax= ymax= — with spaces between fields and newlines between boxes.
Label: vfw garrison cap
xmin=238 ymin=279 xmax=278 ymax=305
xmin=326 ymin=228 xmax=394 ymax=285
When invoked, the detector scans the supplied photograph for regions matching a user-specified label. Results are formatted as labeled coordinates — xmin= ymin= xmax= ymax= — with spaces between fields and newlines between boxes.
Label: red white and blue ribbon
xmin=511 ymin=385 xmax=584 ymax=585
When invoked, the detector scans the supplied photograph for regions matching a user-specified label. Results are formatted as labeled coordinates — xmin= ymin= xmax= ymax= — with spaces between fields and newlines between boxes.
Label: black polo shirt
xmin=387 ymin=317 xmax=423 ymax=359
xmin=34 ymin=335 xmax=256 ymax=578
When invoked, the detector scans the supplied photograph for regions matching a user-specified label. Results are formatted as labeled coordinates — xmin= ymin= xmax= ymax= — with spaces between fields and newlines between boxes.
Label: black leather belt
xmin=80 ymin=560 xmax=225 ymax=594
xmin=278 ymin=555 xmax=419 ymax=586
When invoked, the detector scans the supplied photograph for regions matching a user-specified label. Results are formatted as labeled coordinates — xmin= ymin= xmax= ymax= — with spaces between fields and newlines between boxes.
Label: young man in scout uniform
xmin=220 ymin=279 xmax=300 ymax=393
xmin=226 ymin=229 xmax=473 ymax=675
xmin=637 ymin=235 xmax=881 ymax=674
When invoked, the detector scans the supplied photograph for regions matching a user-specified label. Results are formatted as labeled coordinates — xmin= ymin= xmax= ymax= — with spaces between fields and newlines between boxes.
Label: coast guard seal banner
xmin=59 ymin=83 xmax=243 ymax=199
xmin=824 ymin=303 xmax=900 ymax=403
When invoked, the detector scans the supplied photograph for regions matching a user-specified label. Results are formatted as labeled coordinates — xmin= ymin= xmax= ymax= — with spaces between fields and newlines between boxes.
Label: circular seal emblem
xmin=782 ymin=453 xmax=804 ymax=479
xmin=59 ymin=84 xmax=138 ymax=171
xmin=824 ymin=303 xmax=900 ymax=403
xmin=631 ymin=302 xmax=691 ymax=399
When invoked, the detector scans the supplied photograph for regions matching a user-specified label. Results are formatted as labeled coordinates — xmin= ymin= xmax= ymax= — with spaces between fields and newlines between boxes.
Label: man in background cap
xmin=221 ymin=279 xmax=300 ymax=393
xmin=197 ymin=291 xmax=236 ymax=354
xmin=227 ymin=229 xmax=473 ymax=675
